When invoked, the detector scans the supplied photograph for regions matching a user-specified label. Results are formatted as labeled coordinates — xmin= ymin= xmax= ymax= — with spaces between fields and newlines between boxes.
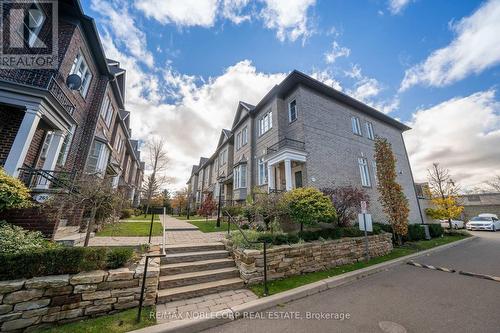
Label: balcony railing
xmin=266 ymin=138 xmax=305 ymax=155
xmin=0 ymin=70 xmax=76 ymax=116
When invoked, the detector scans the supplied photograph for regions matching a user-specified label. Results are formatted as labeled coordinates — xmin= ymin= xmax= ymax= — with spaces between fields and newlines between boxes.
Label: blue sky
xmin=81 ymin=0 xmax=500 ymax=191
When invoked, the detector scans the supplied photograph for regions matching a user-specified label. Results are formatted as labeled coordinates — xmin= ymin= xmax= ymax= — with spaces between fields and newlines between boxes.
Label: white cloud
xmin=351 ymin=78 xmax=381 ymax=100
xmin=324 ymin=41 xmax=350 ymax=64
xmin=135 ymin=0 xmax=219 ymax=27
xmin=91 ymin=0 xmax=154 ymax=68
xmin=404 ymin=90 xmax=500 ymax=190
xmin=400 ymin=0 xmax=500 ymax=91
xmin=344 ymin=64 xmax=362 ymax=79
xmin=259 ymin=0 xmax=316 ymax=43
xmin=221 ymin=0 xmax=252 ymax=24
xmin=310 ymin=69 xmax=342 ymax=91
xmin=388 ymin=0 xmax=412 ymax=15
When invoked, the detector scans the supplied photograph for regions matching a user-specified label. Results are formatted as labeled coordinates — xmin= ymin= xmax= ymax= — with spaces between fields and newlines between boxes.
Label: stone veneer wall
xmin=0 ymin=257 xmax=160 ymax=332
xmin=223 ymin=233 xmax=393 ymax=284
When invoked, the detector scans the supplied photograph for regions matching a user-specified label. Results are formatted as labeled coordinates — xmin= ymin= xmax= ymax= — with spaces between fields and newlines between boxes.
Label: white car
xmin=466 ymin=214 xmax=500 ymax=232
xmin=440 ymin=219 xmax=465 ymax=229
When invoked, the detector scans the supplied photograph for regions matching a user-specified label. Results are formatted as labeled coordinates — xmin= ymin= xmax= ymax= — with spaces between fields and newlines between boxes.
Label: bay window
xmin=87 ymin=140 xmax=110 ymax=175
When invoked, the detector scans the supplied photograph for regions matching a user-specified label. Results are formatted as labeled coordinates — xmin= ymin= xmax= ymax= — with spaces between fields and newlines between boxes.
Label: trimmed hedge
xmin=406 ymin=224 xmax=426 ymax=241
xmin=428 ymin=224 xmax=444 ymax=238
xmin=0 ymin=247 xmax=134 ymax=280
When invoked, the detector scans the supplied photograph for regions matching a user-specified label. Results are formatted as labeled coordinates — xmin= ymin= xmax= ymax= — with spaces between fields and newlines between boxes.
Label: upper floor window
xmin=219 ymin=149 xmax=227 ymax=167
xmin=70 ymin=53 xmax=92 ymax=98
xmin=351 ymin=116 xmax=361 ymax=135
xmin=87 ymin=140 xmax=110 ymax=175
xmin=366 ymin=122 xmax=375 ymax=140
xmin=358 ymin=157 xmax=371 ymax=187
xmin=258 ymin=158 xmax=268 ymax=185
xmin=236 ymin=132 xmax=241 ymax=150
xmin=115 ymin=135 xmax=124 ymax=154
xmin=242 ymin=126 xmax=248 ymax=146
xmin=371 ymin=160 xmax=378 ymax=186
xmin=100 ymin=94 xmax=114 ymax=127
xmin=259 ymin=110 xmax=273 ymax=136
xmin=289 ymin=99 xmax=297 ymax=122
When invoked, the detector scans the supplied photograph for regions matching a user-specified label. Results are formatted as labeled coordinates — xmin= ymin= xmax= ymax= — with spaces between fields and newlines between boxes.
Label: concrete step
xmin=164 ymin=243 xmax=225 ymax=254
xmin=161 ymin=250 xmax=230 ymax=264
xmin=160 ymin=258 xmax=236 ymax=275
xmin=157 ymin=278 xmax=245 ymax=303
xmin=54 ymin=232 xmax=94 ymax=246
xmin=54 ymin=226 xmax=80 ymax=239
xmin=158 ymin=267 xmax=240 ymax=289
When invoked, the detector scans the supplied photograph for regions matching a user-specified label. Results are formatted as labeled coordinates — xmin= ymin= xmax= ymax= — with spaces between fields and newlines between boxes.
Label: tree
xmin=171 ymin=188 xmax=188 ymax=216
xmin=374 ymin=137 xmax=409 ymax=245
xmin=321 ymin=185 xmax=369 ymax=227
xmin=161 ymin=189 xmax=172 ymax=213
xmin=486 ymin=175 xmax=500 ymax=192
xmin=198 ymin=193 xmax=217 ymax=222
xmin=143 ymin=137 xmax=169 ymax=216
xmin=283 ymin=187 xmax=336 ymax=232
xmin=426 ymin=163 xmax=463 ymax=229
xmin=251 ymin=188 xmax=285 ymax=231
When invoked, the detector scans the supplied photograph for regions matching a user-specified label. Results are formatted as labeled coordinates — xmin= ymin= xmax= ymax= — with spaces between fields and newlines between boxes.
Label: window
xmin=259 ymin=110 xmax=273 ymax=135
xmin=57 ymin=126 xmax=75 ymax=166
xmin=87 ymin=140 xmax=110 ymax=175
xmin=242 ymin=126 xmax=248 ymax=146
xmin=236 ymin=132 xmax=241 ymax=150
xmin=258 ymin=158 xmax=267 ymax=185
xmin=233 ymin=164 xmax=247 ymax=189
xmin=289 ymin=99 xmax=297 ymax=122
xmin=40 ymin=132 xmax=54 ymax=159
xmin=70 ymin=53 xmax=93 ymax=97
xmin=115 ymin=136 xmax=124 ymax=154
xmin=219 ymin=149 xmax=227 ymax=166
xmin=358 ymin=158 xmax=371 ymax=187
xmin=366 ymin=122 xmax=375 ymax=140
xmin=351 ymin=116 xmax=361 ymax=135
xmin=100 ymin=94 xmax=114 ymax=127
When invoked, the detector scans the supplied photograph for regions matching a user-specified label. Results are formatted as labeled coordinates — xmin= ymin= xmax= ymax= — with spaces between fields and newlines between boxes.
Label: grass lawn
xmin=173 ymin=215 xmax=204 ymax=220
xmin=96 ymin=222 xmax=163 ymax=237
xmin=122 ymin=214 xmax=159 ymax=221
xmin=40 ymin=307 xmax=156 ymax=333
xmin=249 ymin=234 xmax=468 ymax=297
xmin=187 ymin=219 xmax=239 ymax=233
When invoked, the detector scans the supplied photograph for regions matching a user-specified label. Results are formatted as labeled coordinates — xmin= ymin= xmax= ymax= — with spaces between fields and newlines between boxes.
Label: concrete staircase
xmin=157 ymin=243 xmax=244 ymax=303
xmin=53 ymin=226 xmax=94 ymax=246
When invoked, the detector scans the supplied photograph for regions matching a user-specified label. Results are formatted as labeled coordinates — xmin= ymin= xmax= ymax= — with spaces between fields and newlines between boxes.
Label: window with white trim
xmin=70 ymin=53 xmax=93 ymax=98
xmin=233 ymin=164 xmax=247 ymax=189
xmin=358 ymin=157 xmax=371 ymax=187
xmin=100 ymin=94 xmax=114 ymax=127
xmin=259 ymin=110 xmax=273 ymax=135
xmin=87 ymin=140 xmax=110 ymax=175
xmin=236 ymin=132 xmax=241 ymax=150
xmin=351 ymin=116 xmax=361 ymax=135
xmin=289 ymin=99 xmax=297 ymax=122
xmin=366 ymin=122 xmax=375 ymax=140
xmin=218 ymin=149 xmax=227 ymax=167
xmin=258 ymin=158 xmax=267 ymax=185
xmin=242 ymin=126 xmax=248 ymax=145
xmin=57 ymin=126 xmax=75 ymax=167
xmin=40 ymin=131 xmax=53 ymax=159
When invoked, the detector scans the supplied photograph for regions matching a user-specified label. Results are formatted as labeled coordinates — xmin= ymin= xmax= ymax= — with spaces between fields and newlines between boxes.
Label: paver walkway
xmin=154 ymin=289 xmax=258 ymax=323
xmin=88 ymin=215 xmax=225 ymax=246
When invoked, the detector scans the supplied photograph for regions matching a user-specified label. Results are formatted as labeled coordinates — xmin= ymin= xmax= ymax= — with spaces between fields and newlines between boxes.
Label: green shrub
xmin=340 ymin=226 xmax=364 ymax=238
xmin=120 ymin=209 xmax=134 ymax=219
xmin=428 ymin=224 xmax=444 ymax=238
xmin=283 ymin=187 xmax=337 ymax=231
xmin=106 ymin=247 xmax=134 ymax=269
xmin=0 ymin=222 xmax=52 ymax=254
xmin=230 ymin=230 xmax=264 ymax=250
xmin=0 ymin=246 xmax=135 ymax=280
xmin=240 ymin=223 xmax=250 ymax=230
xmin=406 ymin=224 xmax=425 ymax=241
xmin=0 ymin=168 xmax=32 ymax=212
xmin=224 ymin=206 xmax=243 ymax=218
xmin=297 ymin=228 xmax=342 ymax=242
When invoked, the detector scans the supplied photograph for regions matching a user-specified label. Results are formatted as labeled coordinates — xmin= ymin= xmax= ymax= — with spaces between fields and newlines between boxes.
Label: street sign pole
xmin=363 ymin=213 xmax=369 ymax=261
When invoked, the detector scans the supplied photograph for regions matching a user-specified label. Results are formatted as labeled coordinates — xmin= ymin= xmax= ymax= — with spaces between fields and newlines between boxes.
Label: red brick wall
xmin=0 ymin=207 xmax=59 ymax=239
xmin=0 ymin=106 xmax=24 ymax=166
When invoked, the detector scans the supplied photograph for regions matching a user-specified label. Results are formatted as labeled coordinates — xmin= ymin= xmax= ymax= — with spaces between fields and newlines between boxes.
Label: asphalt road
xmin=204 ymin=231 xmax=500 ymax=333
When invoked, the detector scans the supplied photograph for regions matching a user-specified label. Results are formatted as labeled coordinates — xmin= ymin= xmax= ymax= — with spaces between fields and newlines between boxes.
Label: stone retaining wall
xmin=223 ymin=233 xmax=393 ymax=284
xmin=0 ymin=257 xmax=160 ymax=332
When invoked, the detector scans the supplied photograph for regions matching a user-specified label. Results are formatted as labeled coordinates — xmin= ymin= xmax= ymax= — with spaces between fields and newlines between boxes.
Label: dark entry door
xmin=294 ymin=171 xmax=303 ymax=188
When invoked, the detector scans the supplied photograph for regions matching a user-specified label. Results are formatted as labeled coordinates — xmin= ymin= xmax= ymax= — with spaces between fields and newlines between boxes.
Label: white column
xmin=284 ymin=159 xmax=293 ymax=191
xmin=4 ymin=107 xmax=42 ymax=177
xmin=267 ymin=164 xmax=275 ymax=192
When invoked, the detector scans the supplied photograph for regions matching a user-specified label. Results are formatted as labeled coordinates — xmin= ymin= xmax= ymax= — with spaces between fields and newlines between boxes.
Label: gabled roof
xmin=197 ymin=157 xmax=209 ymax=171
xmin=216 ymin=129 xmax=232 ymax=149
xmin=231 ymin=101 xmax=255 ymax=129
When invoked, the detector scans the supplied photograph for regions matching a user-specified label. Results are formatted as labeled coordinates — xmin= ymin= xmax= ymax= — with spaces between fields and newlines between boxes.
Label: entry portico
xmin=266 ymin=147 xmax=307 ymax=192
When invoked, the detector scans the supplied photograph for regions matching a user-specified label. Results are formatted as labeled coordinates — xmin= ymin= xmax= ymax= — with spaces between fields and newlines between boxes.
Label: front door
xmin=294 ymin=171 xmax=303 ymax=188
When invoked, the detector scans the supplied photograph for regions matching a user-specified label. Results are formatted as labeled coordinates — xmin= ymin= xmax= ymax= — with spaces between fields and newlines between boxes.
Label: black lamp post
xmin=216 ymin=174 xmax=224 ymax=228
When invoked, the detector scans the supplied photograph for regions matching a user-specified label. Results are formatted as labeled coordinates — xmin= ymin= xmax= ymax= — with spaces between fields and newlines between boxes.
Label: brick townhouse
xmin=187 ymin=70 xmax=423 ymax=224
xmin=0 ymin=0 xmax=143 ymax=233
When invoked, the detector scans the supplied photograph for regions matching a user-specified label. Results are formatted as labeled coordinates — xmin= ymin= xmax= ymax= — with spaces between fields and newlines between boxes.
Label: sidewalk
xmin=87 ymin=215 xmax=225 ymax=246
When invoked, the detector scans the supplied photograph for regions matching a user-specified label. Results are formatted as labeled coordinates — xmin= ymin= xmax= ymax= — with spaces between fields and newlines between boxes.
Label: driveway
xmin=203 ymin=232 xmax=500 ymax=333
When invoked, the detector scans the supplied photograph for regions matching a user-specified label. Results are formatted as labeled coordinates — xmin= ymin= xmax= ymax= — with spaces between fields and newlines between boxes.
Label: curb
xmin=130 ymin=236 xmax=476 ymax=333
